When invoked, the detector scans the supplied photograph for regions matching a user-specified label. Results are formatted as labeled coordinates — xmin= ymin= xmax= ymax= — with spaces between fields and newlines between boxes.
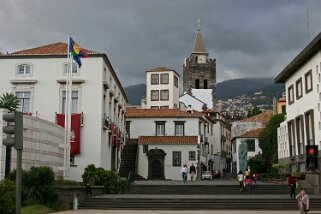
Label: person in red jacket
xmin=288 ymin=173 xmax=297 ymax=198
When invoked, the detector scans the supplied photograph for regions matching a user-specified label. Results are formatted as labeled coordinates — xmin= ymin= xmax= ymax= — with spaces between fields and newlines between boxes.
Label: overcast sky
xmin=1 ymin=0 xmax=321 ymax=87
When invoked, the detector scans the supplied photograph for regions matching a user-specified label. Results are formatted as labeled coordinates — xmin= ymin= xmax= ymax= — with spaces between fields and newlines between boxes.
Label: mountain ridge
xmin=124 ymin=78 xmax=284 ymax=105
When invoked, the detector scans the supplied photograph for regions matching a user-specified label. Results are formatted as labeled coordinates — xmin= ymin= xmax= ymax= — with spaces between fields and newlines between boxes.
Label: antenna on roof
xmin=197 ymin=17 xmax=201 ymax=31
xmin=307 ymin=8 xmax=310 ymax=43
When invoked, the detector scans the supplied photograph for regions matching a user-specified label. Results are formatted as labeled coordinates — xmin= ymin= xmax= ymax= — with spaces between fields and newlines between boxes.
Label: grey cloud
xmin=1 ymin=0 xmax=321 ymax=86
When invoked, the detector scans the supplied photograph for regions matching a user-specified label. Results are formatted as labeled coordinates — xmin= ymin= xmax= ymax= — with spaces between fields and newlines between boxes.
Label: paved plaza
xmin=53 ymin=210 xmax=321 ymax=214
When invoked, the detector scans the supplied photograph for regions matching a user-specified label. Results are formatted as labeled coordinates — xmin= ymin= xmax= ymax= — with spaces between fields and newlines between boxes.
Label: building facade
xmin=0 ymin=42 xmax=128 ymax=181
xmin=126 ymin=108 xmax=216 ymax=180
xmin=275 ymin=32 xmax=321 ymax=172
xmin=232 ymin=128 xmax=263 ymax=175
xmin=145 ymin=67 xmax=180 ymax=109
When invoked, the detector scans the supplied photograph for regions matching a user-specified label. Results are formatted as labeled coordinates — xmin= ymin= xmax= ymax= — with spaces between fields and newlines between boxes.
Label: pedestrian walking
xmin=181 ymin=164 xmax=188 ymax=183
xmin=189 ymin=163 xmax=196 ymax=181
xmin=288 ymin=173 xmax=297 ymax=198
xmin=296 ymin=189 xmax=309 ymax=214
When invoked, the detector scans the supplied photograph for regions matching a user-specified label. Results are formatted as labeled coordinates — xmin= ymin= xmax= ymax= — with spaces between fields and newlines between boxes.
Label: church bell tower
xmin=183 ymin=19 xmax=217 ymax=107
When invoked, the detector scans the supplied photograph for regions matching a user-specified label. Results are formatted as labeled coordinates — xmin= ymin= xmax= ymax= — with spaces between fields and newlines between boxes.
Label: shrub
xmin=83 ymin=164 xmax=127 ymax=193
xmin=53 ymin=179 xmax=81 ymax=186
xmin=10 ymin=166 xmax=58 ymax=206
xmin=0 ymin=179 xmax=15 ymax=214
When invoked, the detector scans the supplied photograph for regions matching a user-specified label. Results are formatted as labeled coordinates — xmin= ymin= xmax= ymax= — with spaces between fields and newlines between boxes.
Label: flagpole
xmin=63 ymin=34 xmax=72 ymax=179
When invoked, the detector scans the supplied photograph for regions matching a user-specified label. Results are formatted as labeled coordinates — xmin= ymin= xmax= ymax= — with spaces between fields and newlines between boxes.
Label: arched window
xmin=195 ymin=79 xmax=200 ymax=89
xmin=204 ymin=80 xmax=208 ymax=89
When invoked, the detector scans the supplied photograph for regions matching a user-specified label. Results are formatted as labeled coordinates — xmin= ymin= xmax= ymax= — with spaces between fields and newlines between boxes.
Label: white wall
xmin=284 ymin=51 xmax=321 ymax=151
xmin=137 ymin=144 xmax=198 ymax=180
xmin=146 ymin=71 xmax=179 ymax=109
xmin=0 ymin=55 xmax=127 ymax=181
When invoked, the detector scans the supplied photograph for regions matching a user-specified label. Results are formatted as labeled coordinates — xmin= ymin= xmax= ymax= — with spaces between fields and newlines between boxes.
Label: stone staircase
xmin=79 ymin=181 xmax=321 ymax=210
xmin=118 ymin=139 xmax=144 ymax=180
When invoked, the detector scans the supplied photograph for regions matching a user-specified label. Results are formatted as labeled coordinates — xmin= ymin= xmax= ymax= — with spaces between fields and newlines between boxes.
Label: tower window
xmin=204 ymin=80 xmax=208 ymax=89
xmin=195 ymin=79 xmax=200 ymax=89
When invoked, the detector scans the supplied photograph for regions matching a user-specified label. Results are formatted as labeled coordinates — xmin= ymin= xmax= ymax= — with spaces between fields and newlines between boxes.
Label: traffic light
xmin=306 ymin=145 xmax=318 ymax=171
xmin=2 ymin=111 xmax=23 ymax=150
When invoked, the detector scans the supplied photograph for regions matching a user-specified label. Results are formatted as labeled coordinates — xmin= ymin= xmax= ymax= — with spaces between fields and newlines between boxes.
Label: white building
xmin=275 ymin=32 xmax=321 ymax=172
xmin=0 ymin=42 xmax=127 ymax=181
xmin=145 ymin=67 xmax=180 ymax=109
xmin=232 ymin=128 xmax=263 ymax=175
xmin=231 ymin=111 xmax=272 ymax=176
xmin=0 ymin=110 xmax=64 ymax=180
xmin=126 ymin=108 xmax=216 ymax=180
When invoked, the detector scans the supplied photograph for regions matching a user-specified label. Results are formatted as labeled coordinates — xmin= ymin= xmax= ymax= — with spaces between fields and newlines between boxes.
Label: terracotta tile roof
xmin=278 ymin=97 xmax=286 ymax=102
xmin=9 ymin=42 xmax=98 ymax=56
xmin=238 ymin=110 xmax=273 ymax=124
xmin=126 ymin=108 xmax=204 ymax=118
xmin=239 ymin=128 xmax=264 ymax=138
xmin=138 ymin=136 xmax=198 ymax=145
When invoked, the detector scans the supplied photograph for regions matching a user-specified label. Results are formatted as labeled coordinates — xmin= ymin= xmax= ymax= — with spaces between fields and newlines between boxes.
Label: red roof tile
xmin=238 ymin=110 xmax=273 ymax=124
xmin=126 ymin=108 xmax=204 ymax=118
xmin=239 ymin=128 xmax=264 ymax=138
xmin=138 ymin=136 xmax=198 ymax=145
xmin=9 ymin=42 xmax=98 ymax=56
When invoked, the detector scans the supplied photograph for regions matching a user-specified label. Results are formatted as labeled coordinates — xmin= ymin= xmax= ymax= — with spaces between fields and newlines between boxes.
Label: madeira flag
xmin=69 ymin=37 xmax=88 ymax=68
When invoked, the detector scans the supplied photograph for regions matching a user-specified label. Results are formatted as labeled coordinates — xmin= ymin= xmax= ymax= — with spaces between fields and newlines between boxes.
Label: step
xmin=79 ymin=197 xmax=321 ymax=210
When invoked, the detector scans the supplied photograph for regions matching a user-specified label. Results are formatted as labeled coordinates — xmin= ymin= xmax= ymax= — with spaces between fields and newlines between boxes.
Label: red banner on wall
xmin=56 ymin=114 xmax=81 ymax=155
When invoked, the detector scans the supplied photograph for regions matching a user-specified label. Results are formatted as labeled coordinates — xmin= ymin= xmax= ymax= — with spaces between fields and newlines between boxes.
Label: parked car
xmin=212 ymin=170 xmax=221 ymax=178
xmin=201 ymin=171 xmax=213 ymax=180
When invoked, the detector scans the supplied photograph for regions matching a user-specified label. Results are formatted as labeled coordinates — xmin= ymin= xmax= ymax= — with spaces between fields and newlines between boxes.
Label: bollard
xmin=73 ymin=192 xmax=78 ymax=210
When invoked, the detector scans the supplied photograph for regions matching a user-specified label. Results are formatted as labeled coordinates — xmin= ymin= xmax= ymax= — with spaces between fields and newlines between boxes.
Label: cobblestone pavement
xmin=52 ymin=210 xmax=321 ymax=214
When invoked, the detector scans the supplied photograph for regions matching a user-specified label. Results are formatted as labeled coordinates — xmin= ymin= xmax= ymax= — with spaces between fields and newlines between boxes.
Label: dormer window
xmin=17 ymin=64 xmax=31 ymax=76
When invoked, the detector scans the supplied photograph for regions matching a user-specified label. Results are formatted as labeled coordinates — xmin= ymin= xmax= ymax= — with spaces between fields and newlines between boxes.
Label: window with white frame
xmin=160 ymin=90 xmax=169 ymax=100
xmin=173 ymin=151 xmax=181 ymax=166
xmin=160 ymin=73 xmax=169 ymax=84
xmin=175 ymin=122 xmax=184 ymax=136
xmin=151 ymin=74 xmax=159 ymax=85
xmin=151 ymin=90 xmax=159 ymax=101
xmin=62 ymin=90 xmax=79 ymax=113
xmin=155 ymin=121 xmax=165 ymax=136
xmin=64 ymin=63 xmax=78 ymax=74
xmin=295 ymin=78 xmax=303 ymax=100
xmin=305 ymin=70 xmax=313 ymax=93
xmin=16 ymin=91 xmax=31 ymax=113
xmin=17 ymin=64 xmax=31 ymax=76
xmin=189 ymin=151 xmax=196 ymax=161
xmin=288 ymin=85 xmax=294 ymax=105
xmin=174 ymin=76 xmax=178 ymax=88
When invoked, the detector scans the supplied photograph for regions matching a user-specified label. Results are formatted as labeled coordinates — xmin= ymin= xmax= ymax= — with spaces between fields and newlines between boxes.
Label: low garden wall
xmin=55 ymin=186 xmax=104 ymax=210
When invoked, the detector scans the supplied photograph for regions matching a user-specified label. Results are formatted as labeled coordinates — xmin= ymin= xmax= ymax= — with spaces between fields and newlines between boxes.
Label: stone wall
xmin=55 ymin=186 xmax=104 ymax=210
xmin=0 ymin=110 xmax=64 ymax=179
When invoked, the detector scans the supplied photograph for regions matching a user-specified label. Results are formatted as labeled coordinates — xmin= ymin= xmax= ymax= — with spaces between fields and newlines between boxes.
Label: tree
xmin=0 ymin=93 xmax=20 ymax=112
xmin=248 ymin=153 xmax=267 ymax=173
xmin=259 ymin=113 xmax=285 ymax=171
xmin=247 ymin=106 xmax=262 ymax=118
